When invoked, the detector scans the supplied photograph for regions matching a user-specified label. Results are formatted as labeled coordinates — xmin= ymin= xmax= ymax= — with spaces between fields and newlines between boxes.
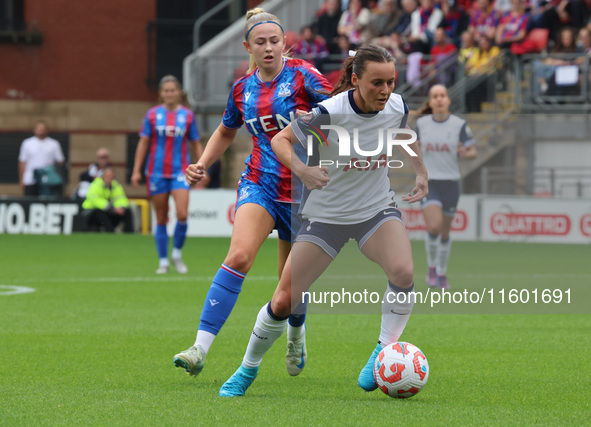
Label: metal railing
xmin=481 ymin=166 xmax=591 ymax=197
xmin=515 ymin=53 xmax=591 ymax=112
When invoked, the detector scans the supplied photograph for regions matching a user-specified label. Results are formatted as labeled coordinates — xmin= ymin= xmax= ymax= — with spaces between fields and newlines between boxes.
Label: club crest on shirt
xmin=238 ymin=187 xmax=249 ymax=202
xmin=278 ymin=83 xmax=291 ymax=97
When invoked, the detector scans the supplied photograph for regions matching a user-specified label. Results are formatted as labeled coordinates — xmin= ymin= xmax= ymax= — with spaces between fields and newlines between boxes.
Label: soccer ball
xmin=373 ymin=342 xmax=429 ymax=398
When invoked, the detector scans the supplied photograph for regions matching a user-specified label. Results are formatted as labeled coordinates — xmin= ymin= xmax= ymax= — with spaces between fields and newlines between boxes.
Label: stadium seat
xmin=233 ymin=60 xmax=250 ymax=81
xmin=284 ymin=31 xmax=299 ymax=51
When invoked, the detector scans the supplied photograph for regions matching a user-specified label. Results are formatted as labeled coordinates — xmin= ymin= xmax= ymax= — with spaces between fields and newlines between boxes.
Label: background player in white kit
xmin=217 ymin=45 xmax=429 ymax=397
xmin=415 ymin=84 xmax=477 ymax=289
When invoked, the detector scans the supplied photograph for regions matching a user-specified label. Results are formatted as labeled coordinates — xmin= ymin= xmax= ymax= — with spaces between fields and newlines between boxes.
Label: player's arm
xmin=397 ymin=127 xmax=428 ymax=203
xmin=131 ymin=136 xmax=150 ymax=187
xmin=190 ymin=139 xmax=204 ymax=163
xmin=458 ymin=143 xmax=477 ymax=158
xmin=271 ymin=124 xmax=329 ymax=191
xmin=18 ymin=161 xmax=26 ymax=191
xmin=186 ymin=124 xmax=237 ymax=185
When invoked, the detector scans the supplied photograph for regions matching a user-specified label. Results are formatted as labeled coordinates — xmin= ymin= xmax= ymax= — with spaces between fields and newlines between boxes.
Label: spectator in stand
xmin=18 ymin=121 xmax=65 ymax=197
xmin=578 ymin=26 xmax=591 ymax=53
xmin=465 ymin=34 xmax=501 ymax=74
xmin=440 ymin=0 xmax=470 ymax=46
xmin=533 ymin=27 xmax=580 ymax=95
xmin=73 ymin=147 xmax=111 ymax=200
xmin=293 ymin=25 xmax=330 ymax=72
xmin=365 ymin=0 xmax=404 ymax=41
xmin=315 ymin=0 xmax=343 ymax=54
xmin=494 ymin=0 xmax=513 ymax=14
xmin=82 ymin=166 xmax=134 ymax=233
xmin=337 ymin=0 xmax=371 ymax=47
xmin=409 ymin=0 xmax=444 ymax=53
xmin=458 ymin=30 xmax=479 ymax=63
xmin=469 ymin=0 xmax=499 ymax=42
xmin=427 ymin=27 xmax=459 ymax=85
xmin=495 ymin=0 xmax=529 ymax=49
xmin=465 ymin=36 xmax=501 ymax=111
xmin=374 ymin=0 xmax=416 ymax=53
xmin=394 ymin=0 xmax=417 ymax=39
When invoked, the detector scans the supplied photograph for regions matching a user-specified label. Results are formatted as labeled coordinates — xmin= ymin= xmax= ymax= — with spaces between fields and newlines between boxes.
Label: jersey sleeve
xmin=187 ymin=111 xmax=200 ymax=141
xmin=460 ymin=121 xmax=476 ymax=147
xmin=400 ymin=98 xmax=409 ymax=129
xmin=53 ymin=140 xmax=65 ymax=163
xmin=139 ymin=110 xmax=152 ymax=138
xmin=291 ymin=104 xmax=331 ymax=150
xmin=221 ymin=83 xmax=244 ymax=129
xmin=300 ymin=62 xmax=333 ymax=104
xmin=18 ymin=140 xmax=28 ymax=162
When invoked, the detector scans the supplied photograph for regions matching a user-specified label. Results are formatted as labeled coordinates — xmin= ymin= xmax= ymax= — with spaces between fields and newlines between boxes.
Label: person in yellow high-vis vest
xmin=82 ymin=166 xmax=134 ymax=232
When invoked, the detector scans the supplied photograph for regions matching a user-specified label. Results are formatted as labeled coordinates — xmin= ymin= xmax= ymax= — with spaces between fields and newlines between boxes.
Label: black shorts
xmin=295 ymin=208 xmax=403 ymax=259
xmin=421 ymin=180 xmax=460 ymax=217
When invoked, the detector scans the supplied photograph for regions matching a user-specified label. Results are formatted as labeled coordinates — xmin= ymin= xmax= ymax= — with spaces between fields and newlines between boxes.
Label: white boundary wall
xmin=156 ymin=191 xmax=591 ymax=244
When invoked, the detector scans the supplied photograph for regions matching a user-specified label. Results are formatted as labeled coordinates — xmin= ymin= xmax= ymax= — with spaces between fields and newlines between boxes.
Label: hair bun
xmin=246 ymin=7 xmax=265 ymax=21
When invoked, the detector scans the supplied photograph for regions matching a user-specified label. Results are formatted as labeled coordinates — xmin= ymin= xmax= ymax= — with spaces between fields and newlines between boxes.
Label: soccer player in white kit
xmin=217 ymin=45 xmax=429 ymax=397
xmin=415 ymin=84 xmax=477 ymax=289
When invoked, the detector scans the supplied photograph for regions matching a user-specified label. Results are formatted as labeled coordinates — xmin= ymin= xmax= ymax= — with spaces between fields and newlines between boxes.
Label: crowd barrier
xmin=3 ymin=191 xmax=589 ymax=244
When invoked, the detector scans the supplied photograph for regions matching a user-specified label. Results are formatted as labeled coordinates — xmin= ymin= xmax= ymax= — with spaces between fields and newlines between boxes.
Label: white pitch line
xmin=0 ymin=285 xmax=36 ymax=296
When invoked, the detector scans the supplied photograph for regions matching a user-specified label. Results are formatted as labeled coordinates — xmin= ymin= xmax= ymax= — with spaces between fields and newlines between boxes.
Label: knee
xmin=224 ymin=248 xmax=254 ymax=273
xmin=271 ymin=292 xmax=292 ymax=318
xmin=427 ymin=223 xmax=441 ymax=236
xmin=389 ymin=262 xmax=415 ymax=288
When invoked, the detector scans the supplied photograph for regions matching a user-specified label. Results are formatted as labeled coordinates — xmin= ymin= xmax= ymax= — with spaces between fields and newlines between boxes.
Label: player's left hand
xmin=457 ymin=143 xmax=468 ymax=157
xmin=402 ymin=175 xmax=428 ymax=203
xmin=295 ymin=109 xmax=309 ymax=118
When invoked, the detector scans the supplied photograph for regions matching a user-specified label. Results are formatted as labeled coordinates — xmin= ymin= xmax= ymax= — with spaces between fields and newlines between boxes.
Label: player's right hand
xmin=131 ymin=171 xmax=142 ymax=187
xmin=300 ymin=166 xmax=330 ymax=191
xmin=186 ymin=163 xmax=206 ymax=185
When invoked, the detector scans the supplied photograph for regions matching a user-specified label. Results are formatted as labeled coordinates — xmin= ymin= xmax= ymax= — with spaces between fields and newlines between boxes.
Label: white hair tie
xmin=348 ymin=50 xmax=357 ymax=57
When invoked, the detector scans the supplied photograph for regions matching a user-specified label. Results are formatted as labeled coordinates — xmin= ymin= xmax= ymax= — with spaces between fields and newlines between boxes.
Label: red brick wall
xmin=0 ymin=0 xmax=157 ymax=102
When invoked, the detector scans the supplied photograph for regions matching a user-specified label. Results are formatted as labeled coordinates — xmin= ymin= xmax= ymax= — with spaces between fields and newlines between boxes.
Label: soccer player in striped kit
xmin=415 ymin=84 xmax=477 ymax=289
xmin=174 ymin=8 xmax=332 ymax=378
xmin=217 ymin=45 xmax=429 ymax=397
xmin=132 ymin=75 xmax=203 ymax=274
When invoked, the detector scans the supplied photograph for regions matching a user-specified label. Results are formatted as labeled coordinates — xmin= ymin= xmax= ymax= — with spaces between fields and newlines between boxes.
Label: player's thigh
xmin=151 ymin=193 xmax=170 ymax=225
xmin=170 ymin=189 xmax=189 ymax=221
xmin=271 ymin=241 xmax=333 ymax=316
xmin=361 ymin=219 xmax=414 ymax=286
xmin=224 ymin=203 xmax=276 ymax=270
xmin=422 ymin=204 xmax=443 ymax=234
xmin=277 ymin=238 xmax=292 ymax=279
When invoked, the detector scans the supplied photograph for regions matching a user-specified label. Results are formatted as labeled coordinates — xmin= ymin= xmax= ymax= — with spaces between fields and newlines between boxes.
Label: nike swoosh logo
xmin=296 ymin=344 xmax=305 ymax=369
xmin=383 ymin=210 xmax=396 ymax=215
xmin=209 ymin=299 xmax=219 ymax=307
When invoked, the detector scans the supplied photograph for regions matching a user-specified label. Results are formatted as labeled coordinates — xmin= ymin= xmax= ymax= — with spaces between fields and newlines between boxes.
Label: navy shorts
xmin=421 ymin=180 xmax=460 ymax=217
xmin=295 ymin=208 xmax=403 ymax=259
xmin=147 ymin=173 xmax=190 ymax=196
xmin=236 ymin=179 xmax=302 ymax=242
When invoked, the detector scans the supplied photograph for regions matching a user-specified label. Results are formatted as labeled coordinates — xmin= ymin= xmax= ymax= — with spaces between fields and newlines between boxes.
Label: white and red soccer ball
xmin=373 ymin=342 xmax=429 ymax=398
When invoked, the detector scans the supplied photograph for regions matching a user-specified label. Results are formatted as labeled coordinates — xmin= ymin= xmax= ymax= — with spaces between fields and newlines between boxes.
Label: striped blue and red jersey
xmin=498 ymin=11 xmax=528 ymax=40
xmin=222 ymin=57 xmax=332 ymax=203
xmin=139 ymin=105 xmax=200 ymax=178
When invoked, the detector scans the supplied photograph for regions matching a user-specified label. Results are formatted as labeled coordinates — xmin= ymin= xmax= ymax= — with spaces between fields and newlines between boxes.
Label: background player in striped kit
xmin=132 ymin=75 xmax=203 ymax=274
xmin=415 ymin=84 xmax=477 ymax=289
xmin=175 ymin=8 xmax=333 ymax=379
xmin=217 ymin=45 xmax=429 ymax=397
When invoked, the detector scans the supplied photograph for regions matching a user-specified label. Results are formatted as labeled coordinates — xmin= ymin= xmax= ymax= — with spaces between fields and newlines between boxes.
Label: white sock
xmin=242 ymin=303 xmax=288 ymax=368
xmin=287 ymin=323 xmax=305 ymax=341
xmin=425 ymin=232 xmax=439 ymax=268
xmin=437 ymin=238 xmax=452 ymax=275
xmin=171 ymin=247 xmax=182 ymax=259
xmin=194 ymin=330 xmax=216 ymax=356
xmin=159 ymin=258 xmax=169 ymax=267
xmin=379 ymin=282 xmax=415 ymax=346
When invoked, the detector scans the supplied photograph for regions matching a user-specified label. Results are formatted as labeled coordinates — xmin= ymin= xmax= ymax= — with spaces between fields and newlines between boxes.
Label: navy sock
xmin=155 ymin=224 xmax=168 ymax=259
xmin=199 ymin=264 xmax=246 ymax=334
xmin=173 ymin=221 xmax=188 ymax=250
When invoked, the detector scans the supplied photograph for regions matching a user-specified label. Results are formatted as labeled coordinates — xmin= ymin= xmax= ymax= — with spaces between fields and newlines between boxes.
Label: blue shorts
xmin=147 ymin=174 xmax=190 ymax=196
xmin=421 ymin=180 xmax=460 ymax=217
xmin=295 ymin=208 xmax=403 ymax=259
xmin=236 ymin=179 xmax=302 ymax=242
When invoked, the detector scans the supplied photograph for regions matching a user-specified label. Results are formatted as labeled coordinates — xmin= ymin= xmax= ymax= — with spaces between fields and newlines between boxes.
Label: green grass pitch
xmin=0 ymin=234 xmax=589 ymax=425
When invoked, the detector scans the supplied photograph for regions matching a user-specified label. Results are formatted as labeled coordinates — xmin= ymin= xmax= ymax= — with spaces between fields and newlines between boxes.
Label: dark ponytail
xmin=330 ymin=44 xmax=395 ymax=96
